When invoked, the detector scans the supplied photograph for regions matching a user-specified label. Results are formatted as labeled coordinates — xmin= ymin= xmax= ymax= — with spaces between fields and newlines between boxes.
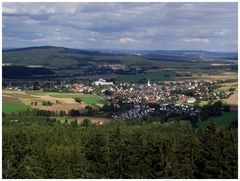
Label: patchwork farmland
xmin=3 ymin=90 xmax=106 ymax=115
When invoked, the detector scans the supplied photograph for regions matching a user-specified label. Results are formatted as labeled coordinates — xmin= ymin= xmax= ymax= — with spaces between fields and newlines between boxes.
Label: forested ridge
xmin=3 ymin=111 xmax=238 ymax=179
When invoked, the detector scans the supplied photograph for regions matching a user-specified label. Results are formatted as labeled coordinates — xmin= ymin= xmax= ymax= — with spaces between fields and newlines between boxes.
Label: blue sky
xmin=2 ymin=2 xmax=238 ymax=52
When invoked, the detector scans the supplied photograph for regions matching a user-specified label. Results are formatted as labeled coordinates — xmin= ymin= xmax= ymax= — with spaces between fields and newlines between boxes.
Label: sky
xmin=2 ymin=2 xmax=238 ymax=52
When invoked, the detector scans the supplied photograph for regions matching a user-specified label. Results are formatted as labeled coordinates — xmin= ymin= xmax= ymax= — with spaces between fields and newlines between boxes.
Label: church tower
xmin=147 ymin=78 xmax=151 ymax=87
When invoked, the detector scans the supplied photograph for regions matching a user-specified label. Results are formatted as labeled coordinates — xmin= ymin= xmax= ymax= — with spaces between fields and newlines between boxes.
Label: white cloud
xmin=87 ymin=37 xmax=96 ymax=42
xmin=2 ymin=2 xmax=237 ymax=51
xmin=119 ymin=37 xmax=138 ymax=44
xmin=184 ymin=38 xmax=210 ymax=43
xmin=214 ymin=30 xmax=228 ymax=36
xmin=3 ymin=7 xmax=17 ymax=14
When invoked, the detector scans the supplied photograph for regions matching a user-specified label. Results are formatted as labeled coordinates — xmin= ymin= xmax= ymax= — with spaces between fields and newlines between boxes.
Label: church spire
xmin=147 ymin=78 xmax=151 ymax=87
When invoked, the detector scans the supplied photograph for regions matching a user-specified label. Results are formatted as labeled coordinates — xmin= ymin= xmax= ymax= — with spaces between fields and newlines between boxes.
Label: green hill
xmin=3 ymin=46 xmax=159 ymax=68
xmin=3 ymin=46 xmax=234 ymax=74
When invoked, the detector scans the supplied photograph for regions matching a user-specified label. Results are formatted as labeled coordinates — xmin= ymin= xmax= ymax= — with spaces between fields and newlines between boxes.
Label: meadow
xmin=3 ymin=90 xmax=106 ymax=114
xmin=197 ymin=110 xmax=238 ymax=129
xmin=3 ymin=103 xmax=31 ymax=114
xmin=116 ymin=70 xmax=176 ymax=82
xmin=25 ymin=91 xmax=106 ymax=104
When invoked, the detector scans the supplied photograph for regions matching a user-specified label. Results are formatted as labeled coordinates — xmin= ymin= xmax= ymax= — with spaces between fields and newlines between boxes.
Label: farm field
xmin=197 ymin=110 xmax=238 ymax=129
xmin=199 ymin=99 xmax=227 ymax=106
xmin=116 ymin=70 xmax=237 ymax=83
xmin=25 ymin=91 xmax=106 ymax=104
xmin=3 ymin=95 xmax=32 ymax=114
xmin=227 ymin=91 xmax=238 ymax=110
xmin=174 ymin=71 xmax=237 ymax=81
xmin=3 ymin=90 xmax=106 ymax=114
xmin=3 ymin=103 xmax=31 ymax=114
xmin=116 ymin=70 xmax=176 ymax=82
xmin=215 ymin=81 xmax=238 ymax=91
xmin=212 ymin=81 xmax=238 ymax=110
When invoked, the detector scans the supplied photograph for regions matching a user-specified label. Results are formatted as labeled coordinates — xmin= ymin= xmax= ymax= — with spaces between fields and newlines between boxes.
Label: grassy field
xmin=3 ymin=95 xmax=31 ymax=114
xmin=25 ymin=91 xmax=84 ymax=97
xmin=3 ymin=96 xmax=23 ymax=104
xmin=116 ymin=70 xmax=176 ymax=82
xmin=80 ymin=97 xmax=105 ymax=104
xmin=199 ymin=99 xmax=227 ymax=106
xmin=25 ymin=91 xmax=106 ymax=104
xmin=3 ymin=103 xmax=31 ymax=114
xmin=3 ymin=90 xmax=106 ymax=114
xmin=215 ymin=81 xmax=238 ymax=92
xmin=197 ymin=110 xmax=238 ymax=129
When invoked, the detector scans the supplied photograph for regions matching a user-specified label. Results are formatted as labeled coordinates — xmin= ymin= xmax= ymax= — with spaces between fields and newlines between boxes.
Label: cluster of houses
xmin=159 ymin=104 xmax=201 ymax=117
xmin=103 ymin=80 xmax=232 ymax=106
xmin=68 ymin=83 xmax=93 ymax=93
xmin=3 ymin=80 xmax=66 ymax=91
xmin=98 ymin=64 xmax=127 ymax=70
xmin=113 ymin=105 xmax=155 ymax=120
xmin=112 ymin=103 xmax=201 ymax=120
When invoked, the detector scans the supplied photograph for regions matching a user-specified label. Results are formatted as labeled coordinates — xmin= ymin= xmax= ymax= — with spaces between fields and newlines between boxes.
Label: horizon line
xmin=2 ymin=45 xmax=238 ymax=53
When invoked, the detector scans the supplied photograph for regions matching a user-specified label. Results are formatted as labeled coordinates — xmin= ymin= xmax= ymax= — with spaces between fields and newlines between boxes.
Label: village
xmin=3 ymin=77 xmax=236 ymax=121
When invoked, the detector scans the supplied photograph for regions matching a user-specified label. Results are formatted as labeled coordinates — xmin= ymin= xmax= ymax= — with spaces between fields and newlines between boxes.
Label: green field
xmin=25 ymin=91 xmax=85 ymax=97
xmin=3 ymin=103 xmax=31 ymax=114
xmin=80 ymin=96 xmax=105 ymax=104
xmin=116 ymin=71 xmax=176 ymax=82
xmin=197 ymin=110 xmax=238 ymax=129
xmin=199 ymin=99 xmax=227 ymax=106
xmin=25 ymin=91 xmax=106 ymax=104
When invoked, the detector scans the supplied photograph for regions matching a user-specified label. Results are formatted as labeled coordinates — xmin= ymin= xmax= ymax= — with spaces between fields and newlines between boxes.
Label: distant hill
xmin=99 ymin=49 xmax=238 ymax=60
xmin=3 ymin=46 xmax=114 ymax=68
xmin=3 ymin=46 xmax=237 ymax=68
xmin=3 ymin=46 xmax=145 ymax=68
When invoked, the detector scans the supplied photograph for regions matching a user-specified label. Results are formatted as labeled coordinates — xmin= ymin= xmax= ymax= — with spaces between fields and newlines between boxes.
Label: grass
xmin=197 ymin=110 xmax=238 ymax=129
xmin=80 ymin=97 xmax=106 ymax=104
xmin=3 ymin=96 xmax=31 ymax=114
xmin=199 ymin=100 xmax=209 ymax=106
xmin=192 ymin=72 xmax=237 ymax=80
xmin=3 ymin=103 xmax=31 ymax=114
xmin=214 ymin=81 xmax=238 ymax=92
xmin=116 ymin=70 xmax=176 ymax=82
xmin=199 ymin=99 xmax=227 ymax=106
xmin=3 ymin=96 xmax=23 ymax=104
xmin=25 ymin=91 xmax=106 ymax=104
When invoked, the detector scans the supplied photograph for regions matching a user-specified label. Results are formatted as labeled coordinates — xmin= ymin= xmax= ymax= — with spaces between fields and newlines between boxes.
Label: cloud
xmin=214 ymin=30 xmax=228 ymax=36
xmin=184 ymin=38 xmax=210 ymax=44
xmin=2 ymin=2 xmax=237 ymax=51
xmin=119 ymin=37 xmax=138 ymax=44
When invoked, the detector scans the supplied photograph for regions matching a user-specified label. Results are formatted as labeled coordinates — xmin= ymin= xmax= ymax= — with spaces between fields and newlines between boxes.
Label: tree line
xmin=2 ymin=113 xmax=238 ymax=179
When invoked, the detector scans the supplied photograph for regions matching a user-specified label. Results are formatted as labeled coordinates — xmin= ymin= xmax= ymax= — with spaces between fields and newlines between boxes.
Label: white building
xmin=93 ymin=78 xmax=113 ymax=86
xmin=187 ymin=97 xmax=197 ymax=104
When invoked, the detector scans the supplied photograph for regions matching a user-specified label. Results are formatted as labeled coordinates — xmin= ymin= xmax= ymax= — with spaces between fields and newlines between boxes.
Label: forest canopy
xmin=2 ymin=111 xmax=238 ymax=179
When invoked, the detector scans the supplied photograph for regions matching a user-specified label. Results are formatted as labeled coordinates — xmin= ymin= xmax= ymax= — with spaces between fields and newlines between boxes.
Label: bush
xmin=75 ymin=98 xmax=82 ymax=103
xmin=81 ymin=118 xmax=91 ymax=127
xmin=42 ymin=101 xmax=53 ymax=106
xmin=68 ymin=109 xmax=80 ymax=117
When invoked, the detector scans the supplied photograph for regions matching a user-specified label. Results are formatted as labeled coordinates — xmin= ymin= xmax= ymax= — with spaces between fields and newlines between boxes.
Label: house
xmin=95 ymin=121 xmax=103 ymax=126
xmin=187 ymin=97 xmax=197 ymax=104
xmin=93 ymin=78 xmax=113 ymax=86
